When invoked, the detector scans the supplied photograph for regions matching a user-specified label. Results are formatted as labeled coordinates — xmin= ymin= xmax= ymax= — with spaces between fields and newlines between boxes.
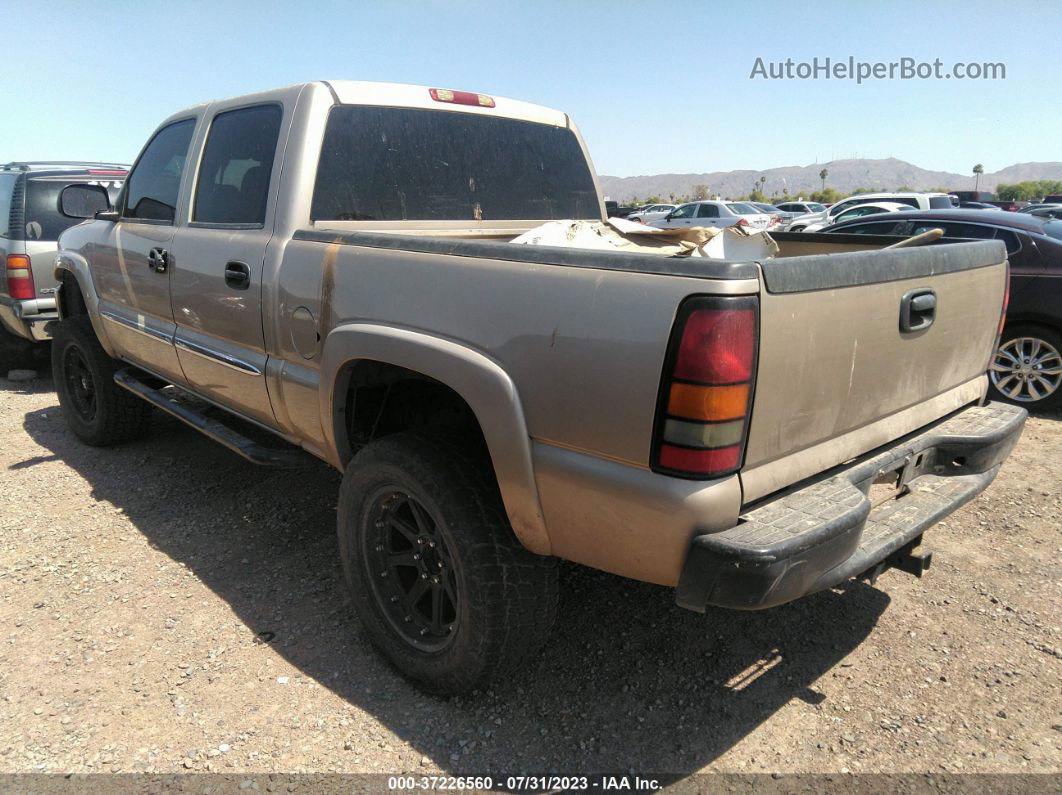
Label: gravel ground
xmin=0 ymin=372 xmax=1059 ymax=782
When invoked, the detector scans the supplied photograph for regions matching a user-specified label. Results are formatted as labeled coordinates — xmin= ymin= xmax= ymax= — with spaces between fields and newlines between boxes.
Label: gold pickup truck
xmin=51 ymin=81 xmax=1024 ymax=694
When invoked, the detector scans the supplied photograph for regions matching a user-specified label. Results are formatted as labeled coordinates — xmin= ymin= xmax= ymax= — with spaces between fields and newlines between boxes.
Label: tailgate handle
xmin=900 ymin=288 xmax=936 ymax=333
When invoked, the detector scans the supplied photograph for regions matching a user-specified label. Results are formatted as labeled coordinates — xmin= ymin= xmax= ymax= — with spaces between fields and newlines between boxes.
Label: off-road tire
xmin=51 ymin=316 xmax=151 ymax=445
xmin=337 ymin=431 xmax=558 ymax=695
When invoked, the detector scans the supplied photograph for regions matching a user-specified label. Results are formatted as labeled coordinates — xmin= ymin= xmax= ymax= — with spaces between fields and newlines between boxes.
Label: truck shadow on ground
xmin=21 ymin=394 xmax=894 ymax=778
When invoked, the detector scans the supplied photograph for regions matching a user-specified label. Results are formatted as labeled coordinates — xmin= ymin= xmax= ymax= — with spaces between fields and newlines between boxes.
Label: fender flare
xmin=54 ymin=250 xmax=118 ymax=357
xmin=320 ymin=323 xmax=551 ymax=556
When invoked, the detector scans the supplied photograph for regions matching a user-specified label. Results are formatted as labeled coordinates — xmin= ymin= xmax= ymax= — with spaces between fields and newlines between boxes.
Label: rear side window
xmin=194 ymin=104 xmax=282 ymax=225
xmin=0 ymin=174 xmax=16 ymax=238
xmin=994 ymin=229 xmax=1022 ymax=254
xmin=311 ymin=105 xmax=599 ymax=222
xmin=696 ymin=204 xmax=719 ymax=218
xmin=929 ymin=196 xmax=955 ymax=209
xmin=123 ymin=119 xmax=196 ymax=222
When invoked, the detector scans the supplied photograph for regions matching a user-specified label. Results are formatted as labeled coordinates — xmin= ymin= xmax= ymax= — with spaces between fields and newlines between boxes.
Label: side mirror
xmin=60 ymin=184 xmax=112 ymax=219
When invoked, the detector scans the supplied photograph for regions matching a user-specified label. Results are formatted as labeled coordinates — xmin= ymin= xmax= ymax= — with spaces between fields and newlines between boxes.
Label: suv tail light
xmin=5 ymin=255 xmax=35 ymax=300
xmin=652 ymin=296 xmax=759 ymax=478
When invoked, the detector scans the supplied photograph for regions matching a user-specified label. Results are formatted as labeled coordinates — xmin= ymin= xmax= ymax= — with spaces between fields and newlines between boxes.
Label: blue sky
xmin=3 ymin=0 xmax=1058 ymax=177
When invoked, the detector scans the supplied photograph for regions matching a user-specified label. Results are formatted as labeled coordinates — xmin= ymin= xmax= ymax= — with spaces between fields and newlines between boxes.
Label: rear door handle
xmin=900 ymin=288 xmax=936 ymax=333
xmin=224 ymin=261 xmax=250 ymax=290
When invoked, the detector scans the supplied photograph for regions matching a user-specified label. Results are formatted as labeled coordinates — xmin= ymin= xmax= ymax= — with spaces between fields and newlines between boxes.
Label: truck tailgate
xmin=741 ymin=240 xmax=1007 ymax=502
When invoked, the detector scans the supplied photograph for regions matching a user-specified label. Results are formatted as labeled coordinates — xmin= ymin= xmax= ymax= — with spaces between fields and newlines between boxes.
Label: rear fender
xmin=320 ymin=323 xmax=550 ymax=555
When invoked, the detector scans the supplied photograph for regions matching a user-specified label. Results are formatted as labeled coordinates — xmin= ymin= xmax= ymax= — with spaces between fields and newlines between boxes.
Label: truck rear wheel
xmin=52 ymin=316 xmax=151 ymax=445
xmin=337 ymin=431 xmax=557 ymax=695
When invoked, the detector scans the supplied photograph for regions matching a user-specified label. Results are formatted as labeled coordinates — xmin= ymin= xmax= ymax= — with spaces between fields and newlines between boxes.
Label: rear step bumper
xmin=676 ymin=402 xmax=1026 ymax=612
xmin=113 ymin=369 xmax=307 ymax=468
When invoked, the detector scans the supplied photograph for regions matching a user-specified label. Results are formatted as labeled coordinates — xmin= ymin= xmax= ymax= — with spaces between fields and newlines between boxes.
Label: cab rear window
xmin=311 ymin=106 xmax=599 ymax=222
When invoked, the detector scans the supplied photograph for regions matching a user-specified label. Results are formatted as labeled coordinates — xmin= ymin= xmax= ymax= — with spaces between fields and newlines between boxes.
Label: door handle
xmin=900 ymin=288 xmax=936 ymax=333
xmin=148 ymin=247 xmax=169 ymax=273
xmin=224 ymin=261 xmax=250 ymax=290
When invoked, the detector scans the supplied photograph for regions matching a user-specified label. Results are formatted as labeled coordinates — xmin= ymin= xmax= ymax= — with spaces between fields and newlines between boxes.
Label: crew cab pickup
xmin=52 ymin=81 xmax=1025 ymax=694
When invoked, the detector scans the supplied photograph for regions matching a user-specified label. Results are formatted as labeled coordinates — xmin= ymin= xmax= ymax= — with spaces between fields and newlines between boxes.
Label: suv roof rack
xmin=1 ymin=161 xmax=129 ymax=172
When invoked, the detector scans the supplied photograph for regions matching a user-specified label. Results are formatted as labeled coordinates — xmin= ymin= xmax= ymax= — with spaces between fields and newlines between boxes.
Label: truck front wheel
xmin=337 ymin=431 xmax=557 ymax=695
xmin=51 ymin=316 xmax=151 ymax=445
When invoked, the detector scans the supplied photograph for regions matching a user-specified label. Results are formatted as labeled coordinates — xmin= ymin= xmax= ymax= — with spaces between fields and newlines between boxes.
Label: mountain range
xmin=597 ymin=158 xmax=1062 ymax=202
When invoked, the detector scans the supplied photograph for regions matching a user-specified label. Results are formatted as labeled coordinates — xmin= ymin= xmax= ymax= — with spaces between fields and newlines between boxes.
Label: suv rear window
xmin=25 ymin=178 xmax=123 ymax=241
xmin=311 ymin=106 xmax=599 ymax=222
xmin=929 ymin=196 xmax=956 ymax=209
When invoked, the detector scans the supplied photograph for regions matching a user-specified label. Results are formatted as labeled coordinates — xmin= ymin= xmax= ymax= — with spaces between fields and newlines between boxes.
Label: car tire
xmin=989 ymin=324 xmax=1062 ymax=411
xmin=51 ymin=316 xmax=152 ymax=445
xmin=337 ymin=430 xmax=558 ymax=695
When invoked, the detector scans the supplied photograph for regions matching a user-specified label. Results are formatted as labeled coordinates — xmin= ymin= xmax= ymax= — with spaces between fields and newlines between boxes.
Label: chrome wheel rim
xmin=990 ymin=336 xmax=1062 ymax=403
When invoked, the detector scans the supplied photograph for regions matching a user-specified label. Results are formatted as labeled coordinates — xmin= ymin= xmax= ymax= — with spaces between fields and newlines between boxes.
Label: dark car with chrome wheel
xmin=818 ymin=209 xmax=1062 ymax=410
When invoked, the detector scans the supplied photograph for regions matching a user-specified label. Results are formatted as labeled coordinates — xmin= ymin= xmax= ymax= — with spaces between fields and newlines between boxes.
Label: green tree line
xmin=995 ymin=180 xmax=1062 ymax=201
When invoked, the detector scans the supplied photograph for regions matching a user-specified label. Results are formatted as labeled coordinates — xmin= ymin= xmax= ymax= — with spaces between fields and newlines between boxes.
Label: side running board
xmin=113 ymin=369 xmax=308 ymax=468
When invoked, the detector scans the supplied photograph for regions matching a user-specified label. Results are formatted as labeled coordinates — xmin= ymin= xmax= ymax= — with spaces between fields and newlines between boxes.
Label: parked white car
xmin=776 ymin=201 xmax=829 ymax=216
xmin=799 ymin=201 xmax=911 ymax=232
xmin=649 ymin=200 xmax=772 ymax=230
xmin=627 ymin=203 xmax=676 ymax=223
xmin=785 ymin=192 xmax=957 ymax=232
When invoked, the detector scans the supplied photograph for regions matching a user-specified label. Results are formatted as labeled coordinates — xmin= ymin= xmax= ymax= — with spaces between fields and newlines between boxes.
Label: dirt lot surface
xmin=0 ymin=373 xmax=1059 ymax=783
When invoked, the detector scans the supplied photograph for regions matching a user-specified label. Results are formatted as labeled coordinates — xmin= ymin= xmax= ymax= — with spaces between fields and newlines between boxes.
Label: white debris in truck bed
xmin=510 ymin=217 xmax=778 ymax=260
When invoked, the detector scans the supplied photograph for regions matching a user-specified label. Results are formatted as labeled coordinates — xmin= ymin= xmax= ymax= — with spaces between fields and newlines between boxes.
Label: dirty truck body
xmin=53 ymin=81 xmax=1024 ymax=693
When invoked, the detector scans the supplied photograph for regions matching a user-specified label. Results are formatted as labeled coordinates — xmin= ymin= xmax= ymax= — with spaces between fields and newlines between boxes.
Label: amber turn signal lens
xmin=668 ymin=383 xmax=749 ymax=421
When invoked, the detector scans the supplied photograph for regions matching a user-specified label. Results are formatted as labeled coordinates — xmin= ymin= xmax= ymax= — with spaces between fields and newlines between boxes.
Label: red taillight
xmin=652 ymin=296 xmax=758 ymax=479
xmin=674 ymin=308 xmax=756 ymax=383
xmin=736 ymin=217 xmax=749 ymax=227
xmin=429 ymin=88 xmax=496 ymax=108
xmin=5 ymin=255 xmax=35 ymax=300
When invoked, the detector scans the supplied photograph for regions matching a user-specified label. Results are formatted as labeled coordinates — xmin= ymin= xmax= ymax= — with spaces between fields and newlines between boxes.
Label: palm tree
xmin=819 ymin=168 xmax=828 ymax=192
xmin=973 ymin=163 xmax=984 ymax=192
